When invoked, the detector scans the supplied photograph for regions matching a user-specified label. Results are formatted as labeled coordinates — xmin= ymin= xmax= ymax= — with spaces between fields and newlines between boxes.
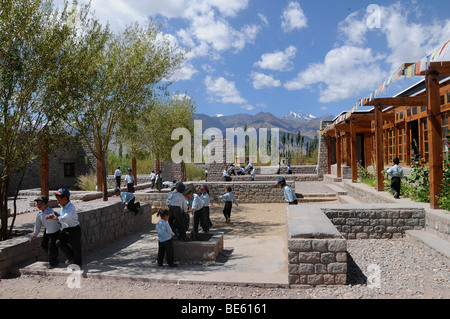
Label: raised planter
xmin=173 ymin=232 xmax=224 ymax=262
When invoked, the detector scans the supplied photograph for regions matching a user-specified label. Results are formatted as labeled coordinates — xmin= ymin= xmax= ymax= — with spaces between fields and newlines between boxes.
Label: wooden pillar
xmin=40 ymin=140 xmax=49 ymax=197
xmin=426 ymin=70 xmax=443 ymax=209
xmin=375 ymin=104 xmax=384 ymax=191
xmin=327 ymin=134 xmax=332 ymax=175
xmin=132 ymin=156 xmax=137 ymax=186
xmin=350 ymin=119 xmax=357 ymax=182
xmin=96 ymin=159 xmax=103 ymax=192
xmin=336 ymin=130 xmax=341 ymax=178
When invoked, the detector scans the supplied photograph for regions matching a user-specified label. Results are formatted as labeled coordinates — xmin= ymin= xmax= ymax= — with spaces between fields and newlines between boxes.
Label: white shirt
xmin=168 ymin=191 xmax=187 ymax=212
xmin=32 ymin=207 xmax=60 ymax=236
xmin=218 ymin=192 xmax=239 ymax=205
xmin=114 ymin=169 xmax=122 ymax=177
xmin=57 ymin=201 xmax=80 ymax=229
xmin=189 ymin=193 xmax=204 ymax=211
xmin=200 ymin=193 xmax=212 ymax=206
xmin=124 ymin=173 xmax=134 ymax=184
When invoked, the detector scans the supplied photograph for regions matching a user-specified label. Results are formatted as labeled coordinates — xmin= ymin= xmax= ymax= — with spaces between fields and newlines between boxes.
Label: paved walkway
xmin=20 ymin=230 xmax=289 ymax=287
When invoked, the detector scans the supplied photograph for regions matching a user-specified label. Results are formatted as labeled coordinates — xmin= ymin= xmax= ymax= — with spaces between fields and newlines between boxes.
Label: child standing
xmin=124 ymin=168 xmax=135 ymax=193
xmin=156 ymin=210 xmax=177 ymax=267
xmin=386 ymin=157 xmax=404 ymax=199
xmin=215 ymin=186 xmax=238 ymax=224
xmin=30 ymin=196 xmax=61 ymax=269
xmin=276 ymin=177 xmax=298 ymax=205
xmin=200 ymin=185 xmax=213 ymax=229
xmin=184 ymin=189 xmax=207 ymax=239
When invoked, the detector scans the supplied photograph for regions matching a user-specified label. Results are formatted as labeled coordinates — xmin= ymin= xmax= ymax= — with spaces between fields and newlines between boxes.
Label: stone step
xmin=297 ymin=197 xmax=338 ymax=203
xmin=323 ymin=174 xmax=342 ymax=183
xmin=336 ymin=195 xmax=361 ymax=204
xmin=322 ymin=182 xmax=348 ymax=195
xmin=405 ymin=229 xmax=450 ymax=267
xmin=297 ymin=193 xmax=337 ymax=198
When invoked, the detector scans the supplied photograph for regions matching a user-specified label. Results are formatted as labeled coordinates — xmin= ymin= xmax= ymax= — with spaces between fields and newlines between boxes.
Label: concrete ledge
xmin=173 ymin=232 xmax=224 ymax=262
xmin=288 ymin=206 xmax=342 ymax=239
xmin=406 ymin=230 xmax=450 ymax=266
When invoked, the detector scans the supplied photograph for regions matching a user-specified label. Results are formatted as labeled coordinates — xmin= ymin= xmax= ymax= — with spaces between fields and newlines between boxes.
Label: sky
xmin=62 ymin=0 xmax=450 ymax=118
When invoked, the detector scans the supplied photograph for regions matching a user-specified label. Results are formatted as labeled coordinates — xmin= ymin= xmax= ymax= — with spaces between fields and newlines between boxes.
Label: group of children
xmin=156 ymin=183 xmax=238 ymax=267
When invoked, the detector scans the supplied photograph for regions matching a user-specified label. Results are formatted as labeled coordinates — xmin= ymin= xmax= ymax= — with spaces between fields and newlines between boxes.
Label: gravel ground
xmin=0 ymin=193 xmax=449 ymax=300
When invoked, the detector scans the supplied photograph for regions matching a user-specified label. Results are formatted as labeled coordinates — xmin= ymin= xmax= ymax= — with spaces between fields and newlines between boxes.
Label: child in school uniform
xmin=200 ymin=185 xmax=213 ymax=229
xmin=276 ymin=177 xmax=298 ymax=205
xmin=156 ymin=209 xmax=177 ymax=267
xmin=215 ymin=186 xmax=238 ymax=224
xmin=184 ymin=189 xmax=207 ymax=239
xmin=30 ymin=196 xmax=61 ymax=269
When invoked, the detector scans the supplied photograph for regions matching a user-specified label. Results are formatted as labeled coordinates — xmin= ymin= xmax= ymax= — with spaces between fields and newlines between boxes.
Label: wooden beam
xmin=426 ymin=71 xmax=443 ymax=209
xmin=350 ymin=118 xmax=357 ymax=183
xmin=336 ymin=130 xmax=341 ymax=178
xmin=419 ymin=61 xmax=450 ymax=76
xmin=327 ymin=134 xmax=332 ymax=175
xmin=375 ymin=105 xmax=384 ymax=191
xmin=132 ymin=156 xmax=137 ymax=186
xmin=363 ymin=96 xmax=427 ymax=107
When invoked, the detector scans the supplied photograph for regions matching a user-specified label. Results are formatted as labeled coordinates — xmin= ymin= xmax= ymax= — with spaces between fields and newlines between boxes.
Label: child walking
xmin=215 ymin=186 xmax=238 ymax=224
xmin=30 ymin=196 xmax=61 ymax=269
xmin=156 ymin=209 xmax=177 ymax=267
xmin=386 ymin=157 xmax=404 ymax=199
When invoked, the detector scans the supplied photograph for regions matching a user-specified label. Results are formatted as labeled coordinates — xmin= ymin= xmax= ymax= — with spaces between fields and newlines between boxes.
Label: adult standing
xmin=114 ymin=166 xmax=122 ymax=189
xmin=168 ymin=182 xmax=189 ymax=241
xmin=46 ymin=188 xmax=82 ymax=267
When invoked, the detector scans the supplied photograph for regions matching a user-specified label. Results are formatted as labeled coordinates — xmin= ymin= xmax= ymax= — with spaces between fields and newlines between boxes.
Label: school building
xmin=321 ymin=40 xmax=450 ymax=210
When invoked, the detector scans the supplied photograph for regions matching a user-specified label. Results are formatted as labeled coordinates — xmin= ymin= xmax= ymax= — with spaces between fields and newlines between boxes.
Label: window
xmin=64 ymin=163 xmax=76 ymax=177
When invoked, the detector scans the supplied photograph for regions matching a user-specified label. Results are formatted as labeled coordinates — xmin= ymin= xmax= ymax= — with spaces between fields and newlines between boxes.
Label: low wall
xmin=323 ymin=204 xmax=425 ymax=239
xmin=287 ymin=205 xmax=347 ymax=287
xmin=136 ymin=181 xmax=296 ymax=210
xmin=230 ymin=174 xmax=322 ymax=182
xmin=286 ymin=204 xmax=426 ymax=287
xmin=0 ymin=201 xmax=152 ymax=277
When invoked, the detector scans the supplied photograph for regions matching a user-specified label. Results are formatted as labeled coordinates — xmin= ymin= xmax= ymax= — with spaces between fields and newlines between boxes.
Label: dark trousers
xmin=158 ymin=238 xmax=174 ymax=266
xmin=223 ymin=201 xmax=232 ymax=220
xmin=127 ymin=183 xmax=135 ymax=193
xmin=289 ymin=200 xmax=298 ymax=205
xmin=169 ymin=206 xmax=186 ymax=240
xmin=204 ymin=206 xmax=213 ymax=228
xmin=391 ymin=177 xmax=401 ymax=196
xmin=41 ymin=230 xmax=60 ymax=266
xmin=57 ymin=225 xmax=82 ymax=266
xmin=115 ymin=176 xmax=121 ymax=188
xmin=127 ymin=197 xmax=140 ymax=215
xmin=151 ymin=179 xmax=155 ymax=189
xmin=193 ymin=207 xmax=208 ymax=234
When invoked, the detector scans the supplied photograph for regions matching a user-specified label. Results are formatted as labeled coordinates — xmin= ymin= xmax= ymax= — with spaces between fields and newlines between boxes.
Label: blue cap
xmin=176 ymin=182 xmax=185 ymax=192
xmin=55 ymin=188 xmax=70 ymax=198
xmin=277 ymin=177 xmax=285 ymax=183
xmin=34 ymin=195 xmax=49 ymax=203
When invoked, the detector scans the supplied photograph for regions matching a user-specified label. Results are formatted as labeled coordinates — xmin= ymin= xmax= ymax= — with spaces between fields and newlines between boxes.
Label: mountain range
xmin=194 ymin=111 xmax=335 ymax=141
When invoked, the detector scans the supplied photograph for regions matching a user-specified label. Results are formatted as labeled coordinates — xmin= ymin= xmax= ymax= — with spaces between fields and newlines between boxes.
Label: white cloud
xmin=281 ymin=1 xmax=307 ymax=33
xmin=254 ymin=46 xmax=297 ymax=71
xmin=204 ymin=76 xmax=247 ymax=104
xmin=251 ymin=72 xmax=281 ymax=90
xmin=241 ymin=104 xmax=254 ymax=111
xmin=284 ymin=46 xmax=386 ymax=103
xmin=338 ymin=11 xmax=369 ymax=46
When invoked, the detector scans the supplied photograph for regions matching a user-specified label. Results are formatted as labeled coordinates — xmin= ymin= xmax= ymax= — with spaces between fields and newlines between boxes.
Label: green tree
xmin=119 ymin=93 xmax=195 ymax=191
xmin=0 ymin=0 xmax=92 ymax=240
xmin=66 ymin=20 xmax=186 ymax=200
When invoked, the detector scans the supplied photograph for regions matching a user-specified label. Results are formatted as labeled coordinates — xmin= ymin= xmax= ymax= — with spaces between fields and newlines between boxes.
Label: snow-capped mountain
xmin=280 ymin=111 xmax=317 ymax=122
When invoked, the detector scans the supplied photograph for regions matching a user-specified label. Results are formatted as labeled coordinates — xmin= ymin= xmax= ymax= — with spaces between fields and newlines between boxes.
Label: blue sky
xmin=66 ymin=0 xmax=450 ymax=118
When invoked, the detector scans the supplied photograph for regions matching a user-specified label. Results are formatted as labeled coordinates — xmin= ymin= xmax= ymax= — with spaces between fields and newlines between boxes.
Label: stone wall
xmin=0 ymin=201 xmax=152 ymax=277
xmin=323 ymin=204 xmax=425 ymax=239
xmin=317 ymin=121 xmax=333 ymax=176
xmin=287 ymin=205 xmax=347 ymax=287
xmin=135 ymin=181 xmax=296 ymax=211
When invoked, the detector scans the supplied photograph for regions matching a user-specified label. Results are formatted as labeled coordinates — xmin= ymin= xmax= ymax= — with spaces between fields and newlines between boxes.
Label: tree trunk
xmin=0 ymin=177 xmax=9 ymax=241
xmin=101 ymin=156 xmax=108 ymax=201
